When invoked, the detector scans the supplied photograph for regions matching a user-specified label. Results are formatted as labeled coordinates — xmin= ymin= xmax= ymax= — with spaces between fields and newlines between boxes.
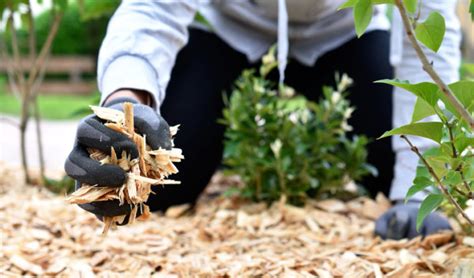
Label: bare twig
xmin=25 ymin=1 xmax=47 ymax=182
xmin=394 ymin=0 xmax=474 ymax=130
xmin=32 ymin=99 xmax=45 ymax=184
xmin=401 ymin=135 xmax=473 ymax=226
xmin=6 ymin=4 xmax=32 ymax=184
xmin=27 ymin=12 xmax=63 ymax=95
xmin=27 ymin=2 xmax=36 ymax=61
xmin=0 ymin=36 xmax=21 ymax=96
xmin=7 ymin=11 xmax=26 ymax=97
xmin=447 ymin=123 xmax=473 ymax=198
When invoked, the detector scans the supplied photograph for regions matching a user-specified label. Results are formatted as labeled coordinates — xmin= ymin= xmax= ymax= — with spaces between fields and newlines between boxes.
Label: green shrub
xmin=221 ymin=52 xmax=375 ymax=205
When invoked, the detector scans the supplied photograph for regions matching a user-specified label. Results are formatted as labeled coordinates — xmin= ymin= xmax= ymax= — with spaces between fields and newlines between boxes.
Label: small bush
xmin=221 ymin=53 xmax=375 ymax=205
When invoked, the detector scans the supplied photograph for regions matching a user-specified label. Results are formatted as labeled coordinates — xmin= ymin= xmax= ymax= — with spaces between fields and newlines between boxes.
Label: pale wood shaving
xmin=89 ymin=105 xmax=124 ymax=124
xmin=9 ymin=255 xmax=44 ymax=276
xmin=170 ymin=125 xmax=180 ymax=137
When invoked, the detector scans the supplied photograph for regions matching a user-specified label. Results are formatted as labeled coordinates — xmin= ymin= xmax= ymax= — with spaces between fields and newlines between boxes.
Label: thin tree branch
xmin=447 ymin=123 xmax=473 ymax=198
xmin=27 ymin=11 xmax=63 ymax=95
xmin=447 ymin=123 xmax=458 ymax=157
xmin=459 ymin=171 xmax=473 ymax=199
xmin=32 ymin=98 xmax=45 ymax=184
xmin=394 ymin=0 xmax=474 ymax=130
xmin=27 ymin=1 xmax=36 ymax=60
xmin=401 ymin=135 xmax=473 ymax=226
xmin=0 ymin=34 xmax=21 ymax=96
xmin=7 ymin=11 xmax=26 ymax=97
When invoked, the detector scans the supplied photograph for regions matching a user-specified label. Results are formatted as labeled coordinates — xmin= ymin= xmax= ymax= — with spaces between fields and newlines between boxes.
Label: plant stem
xmin=0 ymin=33 xmax=21 ymax=96
xmin=27 ymin=2 xmax=36 ymax=61
xmin=7 ymin=5 xmax=31 ymax=184
xmin=401 ymin=135 xmax=473 ymax=226
xmin=7 ymin=11 xmax=26 ymax=95
xmin=447 ymin=123 xmax=458 ymax=157
xmin=394 ymin=0 xmax=474 ymax=130
xmin=27 ymin=12 xmax=63 ymax=94
xmin=447 ymin=123 xmax=473 ymax=198
xmin=19 ymin=104 xmax=31 ymax=184
xmin=33 ymin=98 xmax=45 ymax=185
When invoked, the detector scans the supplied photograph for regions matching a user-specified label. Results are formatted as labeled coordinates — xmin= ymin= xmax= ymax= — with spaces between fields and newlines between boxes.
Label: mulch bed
xmin=0 ymin=163 xmax=473 ymax=277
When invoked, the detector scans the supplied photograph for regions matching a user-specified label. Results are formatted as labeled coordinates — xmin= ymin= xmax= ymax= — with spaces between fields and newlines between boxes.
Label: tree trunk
xmin=19 ymin=97 xmax=31 ymax=184
xmin=33 ymin=97 xmax=45 ymax=185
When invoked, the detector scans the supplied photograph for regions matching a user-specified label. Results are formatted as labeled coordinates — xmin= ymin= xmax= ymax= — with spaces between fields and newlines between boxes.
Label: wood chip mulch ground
xmin=0 ymin=163 xmax=473 ymax=277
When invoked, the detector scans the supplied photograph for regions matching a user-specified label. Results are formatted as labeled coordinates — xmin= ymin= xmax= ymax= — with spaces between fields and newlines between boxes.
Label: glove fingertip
xmin=374 ymin=215 xmax=389 ymax=239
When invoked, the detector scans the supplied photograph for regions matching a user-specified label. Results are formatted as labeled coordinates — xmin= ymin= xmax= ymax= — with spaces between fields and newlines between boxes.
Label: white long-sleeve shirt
xmin=97 ymin=0 xmax=461 ymax=201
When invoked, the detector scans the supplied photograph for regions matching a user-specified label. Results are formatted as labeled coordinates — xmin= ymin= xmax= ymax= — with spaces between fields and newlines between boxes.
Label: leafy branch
xmin=401 ymin=135 xmax=473 ymax=226
xmin=393 ymin=0 xmax=474 ymax=130
xmin=341 ymin=0 xmax=474 ymax=231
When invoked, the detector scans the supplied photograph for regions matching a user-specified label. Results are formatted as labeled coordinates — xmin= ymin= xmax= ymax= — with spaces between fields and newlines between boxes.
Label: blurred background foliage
xmin=3 ymin=0 xmax=117 ymax=56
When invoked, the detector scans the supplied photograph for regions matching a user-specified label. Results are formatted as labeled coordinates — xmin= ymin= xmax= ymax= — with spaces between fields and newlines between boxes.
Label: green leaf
xmin=376 ymin=80 xmax=439 ymax=106
xmin=403 ymin=0 xmax=417 ymax=13
xmin=52 ymin=0 xmax=68 ymax=11
xmin=445 ymin=171 xmax=462 ymax=185
xmin=338 ymin=0 xmax=358 ymax=10
xmin=447 ymin=81 xmax=474 ymax=111
xmin=405 ymin=176 xmax=432 ymax=201
xmin=354 ymin=0 xmax=373 ymax=37
xmin=372 ymin=0 xmax=394 ymax=4
xmin=0 ymin=1 xmax=6 ymax=19
xmin=339 ymin=0 xmax=393 ymax=10
xmin=455 ymin=136 xmax=474 ymax=154
xmin=417 ymin=194 xmax=444 ymax=231
xmin=412 ymin=97 xmax=436 ymax=122
xmin=426 ymin=155 xmax=449 ymax=178
xmin=20 ymin=13 xmax=29 ymax=28
xmin=415 ymin=12 xmax=446 ymax=52
xmin=378 ymin=122 xmax=444 ymax=143
xmin=436 ymin=80 xmax=474 ymax=119
xmin=470 ymin=0 xmax=474 ymax=20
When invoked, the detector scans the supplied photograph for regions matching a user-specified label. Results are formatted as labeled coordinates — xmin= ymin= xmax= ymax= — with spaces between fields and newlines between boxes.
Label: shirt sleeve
xmin=97 ymin=0 xmax=198 ymax=108
xmin=389 ymin=0 xmax=462 ymax=201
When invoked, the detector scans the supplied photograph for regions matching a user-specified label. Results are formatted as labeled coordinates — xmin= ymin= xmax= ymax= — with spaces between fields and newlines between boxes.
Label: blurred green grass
xmin=0 ymin=89 xmax=99 ymax=120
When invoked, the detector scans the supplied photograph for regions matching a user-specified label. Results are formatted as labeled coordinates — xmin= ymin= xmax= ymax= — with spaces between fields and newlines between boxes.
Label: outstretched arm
xmin=97 ymin=0 xmax=199 ymax=108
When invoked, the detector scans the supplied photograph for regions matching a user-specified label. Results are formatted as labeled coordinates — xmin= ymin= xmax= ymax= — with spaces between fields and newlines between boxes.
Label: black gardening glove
xmin=65 ymin=97 xmax=172 ymax=219
xmin=374 ymin=201 xmax=452 ymax=240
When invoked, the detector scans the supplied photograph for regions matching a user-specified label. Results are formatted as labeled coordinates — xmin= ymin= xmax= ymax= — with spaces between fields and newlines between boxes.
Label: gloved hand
xmin=65 ymin=97 xmax=172 ymax=219
xmin=375 ymin=201 xmax=452 ymax=240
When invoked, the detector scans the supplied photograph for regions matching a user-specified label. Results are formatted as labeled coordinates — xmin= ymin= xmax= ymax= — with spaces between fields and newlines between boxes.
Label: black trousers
xmin=148 ymin=29 xmax=395 ymax=211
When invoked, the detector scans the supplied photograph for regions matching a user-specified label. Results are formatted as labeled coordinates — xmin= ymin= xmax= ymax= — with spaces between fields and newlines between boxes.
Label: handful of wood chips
xmin=66 ymin=102 xmax=183 ymax=234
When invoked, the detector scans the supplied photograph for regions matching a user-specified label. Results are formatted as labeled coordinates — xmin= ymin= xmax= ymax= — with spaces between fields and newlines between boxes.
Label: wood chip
xmin=463 ymin=236 xmax=474 ymax=247
xmin=90 ymin=105 xmax=124 ymax=123
xmin=90 ymin=252 xmax=109 ymax=267
xmin=10 ymin=255 xmax=44 ymax=276
xmin=165 ymin=204 xmax=191 ymax=218
xmin=421 ymin=232 xmax=454 ymax=248
xmin=453 ymin=259 xmax=474 ymax=278
xmin=315 ymin=199 xmax=347 ymax=213
xmin=46 ymin=259 xmax=68 ymax=275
